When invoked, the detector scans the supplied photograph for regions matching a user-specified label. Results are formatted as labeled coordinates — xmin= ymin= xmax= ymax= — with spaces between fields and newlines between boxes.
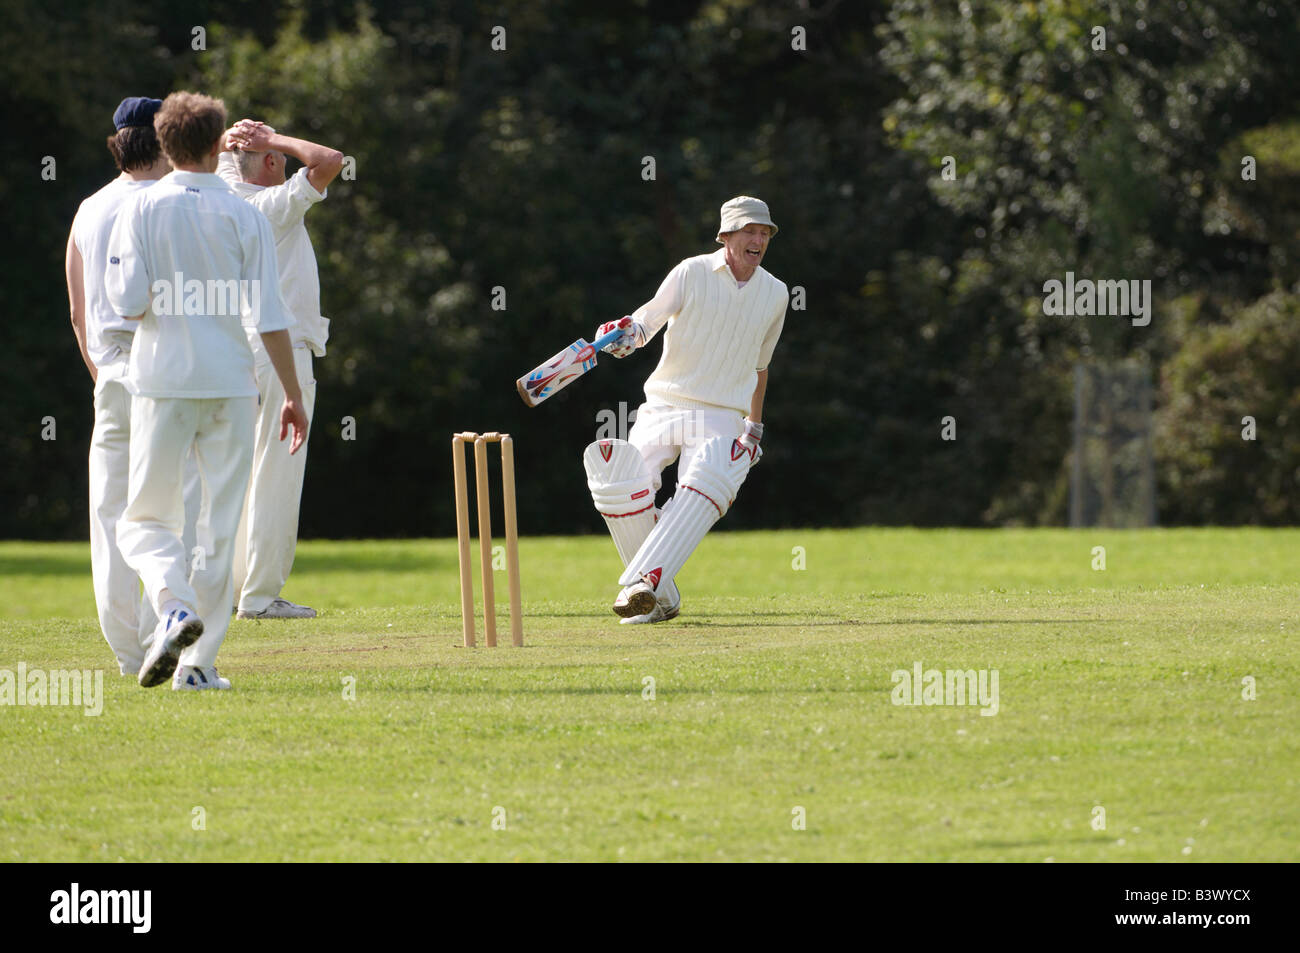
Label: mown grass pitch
xmin=1 ymin=528 xmax=1296 ymax=861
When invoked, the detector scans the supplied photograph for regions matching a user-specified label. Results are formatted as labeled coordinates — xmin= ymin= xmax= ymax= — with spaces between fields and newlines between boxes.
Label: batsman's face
xmin=722 ymin=223 xmax=773 ymax=269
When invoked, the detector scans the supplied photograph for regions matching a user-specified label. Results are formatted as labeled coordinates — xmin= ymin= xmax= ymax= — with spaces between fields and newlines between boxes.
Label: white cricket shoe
xmin=619 ymin=587 xmax=682 ymax=625
xmin=237 ymin=597 xmax=317 ymax=620
xmin=612 ymin=580 xmax=657 ymax=618
xmin=172 ymin=666 xmax=231 ymax=691
xmin=139 ymin=606 xmax=204 ymax=688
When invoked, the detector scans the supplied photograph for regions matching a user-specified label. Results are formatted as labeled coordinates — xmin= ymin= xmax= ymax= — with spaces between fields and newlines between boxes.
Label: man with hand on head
xmin=65 ymin=96 xmax=170 ymax=676
xmin=216 ymin=118 xmax=343 ymax=620
xmin=106 ymin=91 xmax=308 ymax=691
xmin=583 ymin=196 xmax=788 ymax=624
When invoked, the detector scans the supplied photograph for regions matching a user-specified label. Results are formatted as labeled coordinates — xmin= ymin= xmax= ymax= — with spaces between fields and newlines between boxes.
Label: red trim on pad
xmin=602 ymin=502 xmax=655 ymax=518
xmin=681 ymin=484 xmax=724 ymax=517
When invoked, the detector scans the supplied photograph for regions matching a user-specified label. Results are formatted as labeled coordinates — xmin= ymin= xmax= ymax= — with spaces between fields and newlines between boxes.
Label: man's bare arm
xmin=65 ymin=232 xmax=96 ymax=382
xmin=231 ymin=121 xmax=344 ymax=193
xmin=749 ymin=368 xmax=769 ymax=424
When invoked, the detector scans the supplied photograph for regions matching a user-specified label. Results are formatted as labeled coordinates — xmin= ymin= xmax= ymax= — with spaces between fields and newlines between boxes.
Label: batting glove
xmin=738 ymin=419 xmax=764 ymax=466
xmin=596 ymin=317 xmax=637 ymax=359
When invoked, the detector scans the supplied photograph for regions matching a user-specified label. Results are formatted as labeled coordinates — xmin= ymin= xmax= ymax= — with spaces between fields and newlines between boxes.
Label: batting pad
xmin=619 ymin=435 xmax=754 ymax=589
xmin=584 ymin=439 xmax=657 ymax=566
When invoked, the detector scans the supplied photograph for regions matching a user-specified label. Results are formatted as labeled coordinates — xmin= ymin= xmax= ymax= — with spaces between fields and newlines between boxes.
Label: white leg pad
xmin=584 ymin=439 xmax=657 ymax=567
xmin=619 ymin=435 xmax=754 ymax=589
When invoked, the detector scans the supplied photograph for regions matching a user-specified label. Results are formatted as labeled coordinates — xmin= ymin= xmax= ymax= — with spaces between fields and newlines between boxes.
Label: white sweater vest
xmin=637 ymin=250 xmax=788 ymax=414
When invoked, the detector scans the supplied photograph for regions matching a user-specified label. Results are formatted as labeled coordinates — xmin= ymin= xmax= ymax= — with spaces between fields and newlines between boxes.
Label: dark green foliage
xmin=2 ymin=0 xmax=1296 ymax=537
xmin=1155 ymin=293 xmax=1300 ymax=525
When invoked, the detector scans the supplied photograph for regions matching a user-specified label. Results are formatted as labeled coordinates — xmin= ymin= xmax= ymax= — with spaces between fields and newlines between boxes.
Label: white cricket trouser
xmin=232 ymin=348 xmax=316 ymax=613
xmin=117 ymin=395 xmax=256 ymax=668
xmin=88 ymin=369 xmax=154 ymax=673
xmin=623 ymin=402 xmax=746 ymax=599
xmin=629 ymin=402 xmax=746 ymax=488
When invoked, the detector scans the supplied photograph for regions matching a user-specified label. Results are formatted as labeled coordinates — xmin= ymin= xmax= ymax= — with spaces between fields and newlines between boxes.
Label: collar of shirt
xmin=236 ymin=167 xmax=327 ymax=200
xmin=162 ymin=170 xmax=232 ymax=190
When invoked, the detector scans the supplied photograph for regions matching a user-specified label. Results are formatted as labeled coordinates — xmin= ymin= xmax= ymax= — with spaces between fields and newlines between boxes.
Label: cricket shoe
xmin=173 ymin=666 xmax=231 ymax=691
xmin=620 ymin=584 xmax=681 ymax=625
xmin=612 ymin=578 xmax=657 ymax=618
xmin=237 ymin=597 xmax=317 ymax=620
xmin=138 ymin=607 xmax=204 ymax=688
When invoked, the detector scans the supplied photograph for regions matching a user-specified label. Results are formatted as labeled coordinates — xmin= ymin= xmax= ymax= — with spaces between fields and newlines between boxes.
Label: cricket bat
xmin=516 ymin=325 xmax=627 ymax=407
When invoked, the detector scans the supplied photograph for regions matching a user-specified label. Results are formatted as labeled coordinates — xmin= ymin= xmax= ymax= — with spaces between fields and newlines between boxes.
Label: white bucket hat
xmin=715 ymin=195 xmax=778 ymax=243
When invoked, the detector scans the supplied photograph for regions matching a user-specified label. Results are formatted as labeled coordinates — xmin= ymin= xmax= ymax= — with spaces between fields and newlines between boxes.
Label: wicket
xmin=452 ymin=432 xmax=523 ymax=647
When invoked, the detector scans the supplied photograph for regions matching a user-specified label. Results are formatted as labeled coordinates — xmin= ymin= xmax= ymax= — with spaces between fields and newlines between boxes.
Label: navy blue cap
xmin=113 ymin=97 xmax=163 ymax=131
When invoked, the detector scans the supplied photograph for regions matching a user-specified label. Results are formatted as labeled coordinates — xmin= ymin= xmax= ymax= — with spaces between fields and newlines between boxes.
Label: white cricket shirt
xmin=217 ymin=153 xmax=327 ymax=361
xmin=105 ymin=170 xmax=291 ymax=398
xmin=632 ymin=248 xmax=788 ymax=414
xmin=71 ymin=177 xmax=157 ymax=367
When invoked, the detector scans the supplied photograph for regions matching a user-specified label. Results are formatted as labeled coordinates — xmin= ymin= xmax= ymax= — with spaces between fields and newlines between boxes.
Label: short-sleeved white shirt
xmin=216 ymin=153 xmax=327 ymax=360
xmin=105 ymin=170 xmax=292 ymax=398
xmin=71 ymin=177 xmax=157 ymax=367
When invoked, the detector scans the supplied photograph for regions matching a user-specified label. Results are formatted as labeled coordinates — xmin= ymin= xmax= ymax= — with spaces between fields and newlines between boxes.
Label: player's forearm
xmin=748 ymin=369 xmax=769 ymax=423
xmin=631 ymin=266 xmax=686 ymax=345
xmin=65 ymin=236 xmax=96 ymax=381
xmin=259 ymin=329 xmax=304 ymax=403
xmin=267 ymin=133 xmax=339 ymax=169
xmin=631 ymin=304 xmax=670 ymax=347
xmin=269 ymin=133 xmax=344 ymax=187
xmin=71 ymin=313 xmax=96 ymax=381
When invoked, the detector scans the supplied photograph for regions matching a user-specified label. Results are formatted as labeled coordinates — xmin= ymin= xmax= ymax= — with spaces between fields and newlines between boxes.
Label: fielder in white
xmin=65 ymin=96 xmax=170 ymax=675
xmin=214 ymin=118 xmax=343 ymax=620
xmin=584 ymin=196 xmax=787 ymax=623
xmin=106 ymin=91 xmax=308 ymax=690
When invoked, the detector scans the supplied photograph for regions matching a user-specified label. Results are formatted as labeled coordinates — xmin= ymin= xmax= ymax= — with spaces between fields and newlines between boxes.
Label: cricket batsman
xmin=583 ymin=196 xmax=788 ymax=623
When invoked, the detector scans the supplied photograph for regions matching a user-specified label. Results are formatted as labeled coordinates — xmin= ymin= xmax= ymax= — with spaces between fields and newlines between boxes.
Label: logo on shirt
xmin=185 ymin=187 xmax=200 ymax=194
xmin=109 ymin=256 xmax=120 ymax=264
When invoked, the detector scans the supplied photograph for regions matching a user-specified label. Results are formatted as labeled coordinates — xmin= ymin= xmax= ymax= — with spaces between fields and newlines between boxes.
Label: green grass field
xmin=1 ymin=528 xmax=1296 ymax=861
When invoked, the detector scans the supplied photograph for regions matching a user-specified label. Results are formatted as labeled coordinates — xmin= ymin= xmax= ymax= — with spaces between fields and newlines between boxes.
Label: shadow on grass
xmin=674 ymin=617 xmax=1108 ymax=628
xmin=521 ymin=609 xmax=855 ymax=621
xmin=283 ymin=679 xmax=897 ymax=696
xmin=974 ymin=838 xmax=1103 ymax=849
xmin=675 ymin=619 xmax=865 ymax=628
